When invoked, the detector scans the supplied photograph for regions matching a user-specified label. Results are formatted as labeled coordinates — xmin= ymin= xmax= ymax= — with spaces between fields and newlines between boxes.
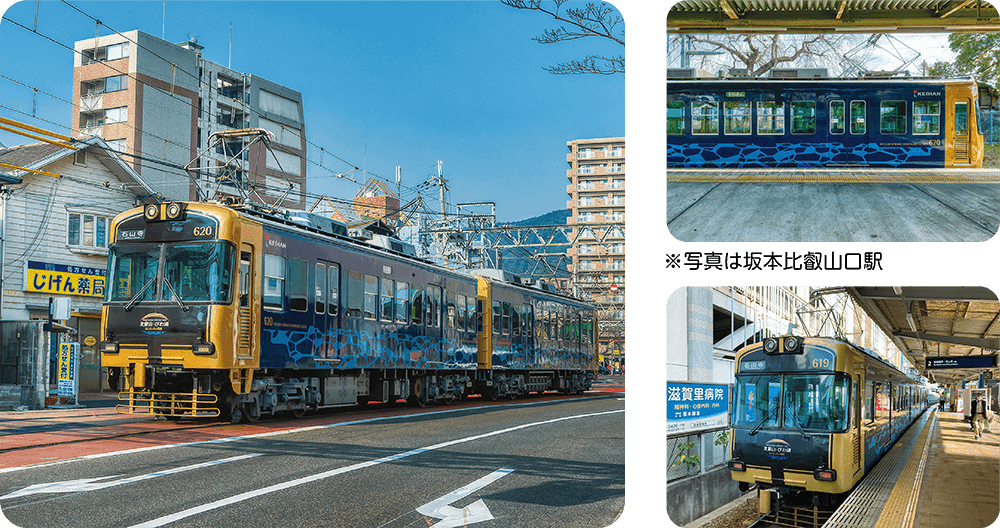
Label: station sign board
xmin=925 ymin=356 xmax=997 ymax=369
xmin=667 ymin=381 xmax=729 ymax=435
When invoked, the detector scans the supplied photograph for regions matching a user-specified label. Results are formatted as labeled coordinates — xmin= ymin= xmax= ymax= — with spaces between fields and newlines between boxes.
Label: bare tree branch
xmin=503 ymin=0 xmax=624 ymax=74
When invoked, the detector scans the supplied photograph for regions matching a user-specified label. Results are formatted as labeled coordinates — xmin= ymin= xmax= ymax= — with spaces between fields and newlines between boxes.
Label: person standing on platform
xmin=939 ymin=394 xmax=946 ymax=411
xmin=971 ymin=395 xmax=989 ymax=440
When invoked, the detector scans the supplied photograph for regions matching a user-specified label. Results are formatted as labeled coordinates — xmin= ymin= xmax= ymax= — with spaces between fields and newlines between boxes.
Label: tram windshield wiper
xmin=749 ymin=403 xmax=779 ymax=436
xmin=123 ymin=276 xmax=157 ymax=312
xmin=162 ymin=278 xmax=190 ymax=312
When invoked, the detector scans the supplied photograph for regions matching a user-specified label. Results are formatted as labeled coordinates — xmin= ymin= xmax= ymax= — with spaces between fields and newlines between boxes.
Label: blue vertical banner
xmin=57 ymin=343 xmax=80 ymax=398
xmin=667 ymin=381 xmax=730 ymax=434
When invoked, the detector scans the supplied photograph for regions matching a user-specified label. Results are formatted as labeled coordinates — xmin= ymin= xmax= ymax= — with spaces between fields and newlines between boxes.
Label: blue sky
xmin=0 ymin=0 xmax=624 ymax=221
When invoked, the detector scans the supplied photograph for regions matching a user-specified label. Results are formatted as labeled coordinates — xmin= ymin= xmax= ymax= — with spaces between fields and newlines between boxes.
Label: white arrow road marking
xmin=129 ymin=409 xmax=623 ymax=528
xmin=416 ymin=468 xmax=514 ymax=528
xmin=0 ymin=454 xmax=261 ymax=500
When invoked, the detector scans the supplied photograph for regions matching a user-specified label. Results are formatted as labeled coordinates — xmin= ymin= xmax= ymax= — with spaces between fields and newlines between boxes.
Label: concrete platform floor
xmin=667 ymin=182 xmax=1000 ymax=242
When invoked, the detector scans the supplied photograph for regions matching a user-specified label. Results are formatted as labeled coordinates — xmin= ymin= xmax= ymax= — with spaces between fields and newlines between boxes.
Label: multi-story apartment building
xmin=72 ymin=31 xmax=307 ymax=209
xmin=565 ymin=137 xmax=625 ymax=361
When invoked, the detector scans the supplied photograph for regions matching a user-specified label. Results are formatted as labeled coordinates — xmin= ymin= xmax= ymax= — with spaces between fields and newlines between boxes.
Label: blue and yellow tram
xmin=100 ymin=201 xmax=597 ymax=421
xmin=728 ymin=336 xmax=931 ymax=496
xmin=668 ymin=77 xmax=984 ymax=168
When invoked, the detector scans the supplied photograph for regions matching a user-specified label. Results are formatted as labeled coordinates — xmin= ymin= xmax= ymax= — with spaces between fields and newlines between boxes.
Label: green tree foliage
xmin=949 ymin=33 xmax=1000 ymax=87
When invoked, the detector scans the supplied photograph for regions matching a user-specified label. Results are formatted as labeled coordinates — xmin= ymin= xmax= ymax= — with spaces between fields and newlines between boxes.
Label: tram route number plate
xmin=725 ymin=92 xmax=745 ymax=97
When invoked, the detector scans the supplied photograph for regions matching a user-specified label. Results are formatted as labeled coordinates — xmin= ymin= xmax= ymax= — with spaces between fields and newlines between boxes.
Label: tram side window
xmin=456 ymin=294 xmax=467 ymax=331
xmin=346 ymin=270 xmax=363 ymax=318
xmin=790 ymin=101 xmax=816 ymax=134
xmin=667 ymin=101 xmax=685 ymax=135
xmin=850 ymin=100 xmax=867 ymax=134
xmin=830 ymin=101 xmax=846 ymax=134
xmin=502 ymin=302 xmax=512 ymax=336
xmin=380 ymin=278 xmax=394 ymax=322
xmin=757 ymin=102 xmax=784 ymax=135
xmin=476 ymin=299 xmax=484 ymax=332
xmin=411 ymin=285 xmax=423 ymax=325
xmin=913 ymin=101 xmax=940 ymax=135
xmin=468 ymin=296 xmax=477 ymax=332
xmin=363 ymin=274 xmax=378 ymax=320
xmin=447 ymin=292 xmax=457 ymax=329
xmin=315 ymin=264 xmax=326 ymax=314
xmin=327 ymin=264 xmax=340 ymax=316
xmin=864 ymin=381 xmax=873 ymax=422
xmin=522 ymin=304 xmax=532 ymax=337
xmin=396 ymin=281 xmax=409 ymax=324
xmin=426 ymin=286 xmax=442 ymax=328
xmin=724 ymin=101 xmax=751 ymax=135
xmin=955 ymin=102 xmax=969 ymax=135
xmin=263 ymin=254 xmax=284 ymax=310
xmin=880 ymin=101 xmax=907 ymax=134
xmin=512 ymin=304 xmax=520 ymax=336
xmin=691 ymin=101 xmax=719 ymax=135
xmin=492 ymin=300 xmax=502 ymax=334
xmin=288 ymin=259 xmax=308 ymax=312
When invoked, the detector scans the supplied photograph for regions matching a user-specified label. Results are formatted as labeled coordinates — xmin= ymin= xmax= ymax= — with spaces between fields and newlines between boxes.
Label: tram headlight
xmin=143 ymin=204 xmax=160 ymax=221
xmin=763 ymin=338 xmax=779 ymax=354
xmin=783 ymin=336 xmax=801 ymax=353
xmin=165 ymin=202 xmax=184 ymax=220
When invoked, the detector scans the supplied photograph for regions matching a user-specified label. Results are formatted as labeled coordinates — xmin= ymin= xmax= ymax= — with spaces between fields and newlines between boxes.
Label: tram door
xmin=847 ymin=100 xmax=869 ymax=165
xmin=238 ymin=248 xmax=254 ymax=361
xmin=852 ymin=373 xmax=863 ymax=477
xmin=317 ymin=261 xmax=340 ymax=359
xmin=830 ymin=100 xmax=849 ymax=164
xmin=951 ymin=100 xmax=972 ymax=165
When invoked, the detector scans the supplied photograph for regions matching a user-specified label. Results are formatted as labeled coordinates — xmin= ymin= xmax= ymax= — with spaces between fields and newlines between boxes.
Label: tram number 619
xmin=812 ymin=358 xmax=831 ymax=369
xmin=192 ymin=226 xmax=213 ymax=237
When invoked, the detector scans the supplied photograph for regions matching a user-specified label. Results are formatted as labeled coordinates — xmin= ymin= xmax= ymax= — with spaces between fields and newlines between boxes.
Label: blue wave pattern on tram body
xmin=666 ymin=142 xmax=938 ymax=168
xmin=262 ymin=328 xmax=584 ymax=371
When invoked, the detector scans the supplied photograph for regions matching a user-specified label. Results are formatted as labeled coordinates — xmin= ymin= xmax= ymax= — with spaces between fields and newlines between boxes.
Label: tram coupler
xmin=758 ymin=488 xmax=779 ymax=514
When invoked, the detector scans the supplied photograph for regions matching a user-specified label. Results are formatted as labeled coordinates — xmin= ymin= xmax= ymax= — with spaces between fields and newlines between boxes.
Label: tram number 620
xmin=192 ymin=226 xmax=213 ymax=237
xmin=812 ymin=358 xmax=831 ymax=369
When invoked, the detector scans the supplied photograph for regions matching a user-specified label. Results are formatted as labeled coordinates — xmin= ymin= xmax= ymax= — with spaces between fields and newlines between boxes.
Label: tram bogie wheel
xmin=241 ymin=402 xmax=260 ymax=423
xmin=489 ymin=387 xmax=501 ymax=401
xmin=291 ymin=407 xmax=306 ymax=419
xmin=230 ymin=405 xmax=243 ymax=424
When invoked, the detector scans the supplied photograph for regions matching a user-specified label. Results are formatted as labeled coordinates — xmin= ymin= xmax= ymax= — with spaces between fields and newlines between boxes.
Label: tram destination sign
xmin=925 ymin=356 xmax=997 ymax=369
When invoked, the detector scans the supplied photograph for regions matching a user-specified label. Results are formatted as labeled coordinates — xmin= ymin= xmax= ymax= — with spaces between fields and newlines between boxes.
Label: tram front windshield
xmin=107 ymin=242 xmax=234 ymax=303
xmin=734 ymin=373 xmax=850 ymax=432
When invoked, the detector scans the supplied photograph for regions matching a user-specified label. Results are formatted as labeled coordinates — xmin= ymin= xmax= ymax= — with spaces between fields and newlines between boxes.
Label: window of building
xmin=106 ymin=43 xmax=128 ymax=61
xmin=578 ymin=212 xmax=593 ymax=223
xmin=610 ymin=162 xmax=624 ymax=173
xmin=578 ymin=180 xmax=594 ymax=190
xmin=611 ymin=194 xmax=624 ymax=205
xmin=612 ymin=259 xmax=625 ymax=270
xmin=611 ymin=146 xmax=623 ymax=157
xmin=104 ymin=107 xmax=127 ymax=124
xmin=73 ymin=150 xmax=87 ymax=166
xmin=67 ymin=212 xmax=109 ymax=248
xmin=288 ymin=259 xmax=308 ymax=311
xmin=610 ymin=179 xmax=623 ymax=189
xmin=104 ymin=75 xmax=128 ymax=93
xmin=105 ymin=138 xmax=126 ymax=153
xmin=610 ymin=243 xmax=624 ymax=254
xmin=578 ymin=148 xmax=592 ymax=159
xmin=609 ymin=210 xmax=624 ymax=221
xmin=579 ymin=196 xmax=594 ymax=206
xmin=578 ymin=165 xmax=594 ymax=174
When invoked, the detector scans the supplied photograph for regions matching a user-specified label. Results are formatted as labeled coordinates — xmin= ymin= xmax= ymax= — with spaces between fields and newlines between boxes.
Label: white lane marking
xmin=129 ymin=409 xmax=623 ymax=528
xmin=416 ymin=468 xmax=513 ymax=528
xmin=0 ymin=454 xmax=261 ymax=500
xmin=0 ymin=395 xmax=615 ymax=476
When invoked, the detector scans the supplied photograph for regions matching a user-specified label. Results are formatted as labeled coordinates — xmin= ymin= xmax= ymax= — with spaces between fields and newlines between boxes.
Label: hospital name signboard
xmin=667 ymin=381 xmax=730 ymax=434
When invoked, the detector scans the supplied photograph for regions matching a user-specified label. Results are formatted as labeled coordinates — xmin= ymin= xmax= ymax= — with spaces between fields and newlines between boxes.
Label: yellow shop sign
xmin=26 ymin=260 xmax=106 ymax=298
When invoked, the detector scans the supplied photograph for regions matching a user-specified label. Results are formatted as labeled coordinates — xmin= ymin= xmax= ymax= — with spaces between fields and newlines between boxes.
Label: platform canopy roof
xmin=667 ymin=0 xmax=999 ymax=33
xmin=846 ymin=287 xmax=1000 ymax=385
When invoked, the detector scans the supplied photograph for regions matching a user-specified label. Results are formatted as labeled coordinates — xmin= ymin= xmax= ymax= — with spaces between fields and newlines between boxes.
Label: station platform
xmin=826 ymin=408 xmax=999 ymax=528
xmin=667 ymin=168 xmax=1000 ymax=183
